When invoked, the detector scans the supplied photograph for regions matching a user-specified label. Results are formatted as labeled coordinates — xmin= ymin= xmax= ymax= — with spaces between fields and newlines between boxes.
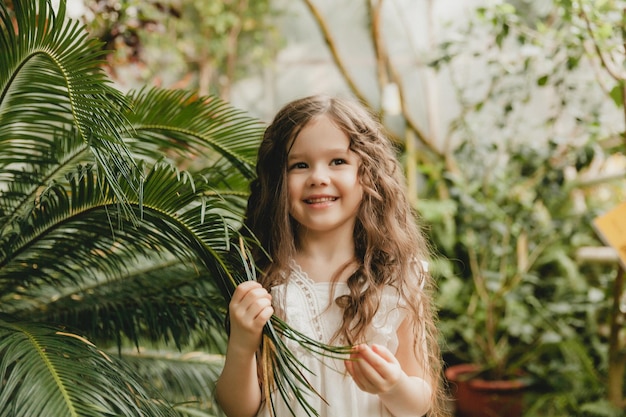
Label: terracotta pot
xmin=445 ymin=363 xmax=529 ymax=417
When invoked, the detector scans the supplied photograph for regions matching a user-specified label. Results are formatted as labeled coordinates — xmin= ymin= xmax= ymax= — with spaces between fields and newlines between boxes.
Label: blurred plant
xmin=427 ymin=138 xmax=604 ymax=376
xmin=82 ymin=0 xmax=278 ymax=98
xmin=426 ymin=0 xmax=626 ymax=414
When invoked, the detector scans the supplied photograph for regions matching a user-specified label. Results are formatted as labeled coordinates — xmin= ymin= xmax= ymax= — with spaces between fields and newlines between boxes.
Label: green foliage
xmin=119 ymin=349 xmax=225 ymax=416
xmin=425 ymin=0 xmax=626 ymax=413
xmin=1 ymin=2 xmax=355 ymax=416
xmin=579 ymin=400 xmax=624 ymax=417
xmin=82 ymin=0 xmax=278 ymax=95
xmin=428 ymin=139 xmax=622 ymax=415
xmin=431 ymin=140 xmax=602 ymax=373
xmin=0 ymin=320 xmax=179 ymax=417
xmin=1 ymin=0 xmax=267 ymax=414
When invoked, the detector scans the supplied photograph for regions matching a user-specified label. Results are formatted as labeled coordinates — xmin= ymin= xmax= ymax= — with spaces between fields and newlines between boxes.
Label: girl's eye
xmin=331 ymin=158 xmax=346 ymax=166
xmin=289 ymin=162 xmax=308 ymax=170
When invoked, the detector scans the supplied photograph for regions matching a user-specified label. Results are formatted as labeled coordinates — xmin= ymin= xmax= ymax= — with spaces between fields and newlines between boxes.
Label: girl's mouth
xmin=305 ymin=197 xmax=337 ymax=204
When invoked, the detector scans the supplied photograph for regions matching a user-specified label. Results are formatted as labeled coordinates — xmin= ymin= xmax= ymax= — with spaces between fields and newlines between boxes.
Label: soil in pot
xmin=445 ymin=363 xmax=530 ymax=417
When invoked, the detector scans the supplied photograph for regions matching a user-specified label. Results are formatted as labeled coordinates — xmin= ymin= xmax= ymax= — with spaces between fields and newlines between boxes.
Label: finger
xmin=344 ymin=348 xmax=361 ymax=379
xmin=241 ymin=291 xmax=272 ymax=322
xmin=246 ymin=289 xmax=272 ymax=316
xmin=356 ymin=344 xmax=398 ymax=371
xmin=353 ymin=344 xmax=382 ymax=366
xmin=353 ymin=344 xmax=404 ymax=393
xmin=345 ymin=358 xmax=354 ymax=376
xmin=232 ymin=285 xmax=271 ymax=312
xmin=370 ymin=344 xmax=398 ymax=364
xmin=353 ymin=346 xmax=385 ymax=380
xmin=349 ymin=346 xmax=385 ymax=390
xmin=253 ymin=302 xmax=274 ymax=325
xmin=232 ymin=281 xmax=263 ymax=302
xmin=345 ymin=356 xmax=369 ymax=391
xmin=229 ymin=286 xmax=272 ymax=332
xmin=259 ymin=306 xmax=274 ymax=321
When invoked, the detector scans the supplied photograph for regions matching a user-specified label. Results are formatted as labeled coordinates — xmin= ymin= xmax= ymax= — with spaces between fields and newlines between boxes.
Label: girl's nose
xmin=307 ymin=166 xmax=330 ymax=186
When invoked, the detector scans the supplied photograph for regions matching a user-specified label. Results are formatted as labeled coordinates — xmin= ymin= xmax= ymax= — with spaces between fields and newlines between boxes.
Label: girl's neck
xmin=294 ymin=231 xmax=357 ymax=283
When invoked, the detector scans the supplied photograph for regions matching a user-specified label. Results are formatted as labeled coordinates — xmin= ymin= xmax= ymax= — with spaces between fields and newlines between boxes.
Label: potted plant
xmin=424 ymin=141 xmax=599 ymax=417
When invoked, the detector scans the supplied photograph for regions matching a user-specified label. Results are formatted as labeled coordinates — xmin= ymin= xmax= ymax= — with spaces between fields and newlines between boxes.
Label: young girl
xmin=215 ymin=95 xmax=446 ymax=417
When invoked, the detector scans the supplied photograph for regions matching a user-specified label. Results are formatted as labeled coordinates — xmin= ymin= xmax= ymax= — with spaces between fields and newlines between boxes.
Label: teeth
xmin=306 ymin=197 xmax=336 ymax=203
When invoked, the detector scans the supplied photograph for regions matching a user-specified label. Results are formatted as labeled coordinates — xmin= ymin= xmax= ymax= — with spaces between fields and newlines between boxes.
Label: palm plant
xmin=0 ymin=0 xmax=262 ymax=415
xmin=1 ymin=2 xmax=352 ymax=416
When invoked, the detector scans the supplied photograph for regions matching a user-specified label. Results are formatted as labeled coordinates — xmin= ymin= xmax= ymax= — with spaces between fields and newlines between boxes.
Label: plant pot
xmin=445 ymin=363 xmax=529 ymax=417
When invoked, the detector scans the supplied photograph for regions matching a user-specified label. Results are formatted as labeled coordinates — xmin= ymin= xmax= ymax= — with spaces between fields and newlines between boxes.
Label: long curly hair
xmin=244 ymin=94 xmax=447 ymax=416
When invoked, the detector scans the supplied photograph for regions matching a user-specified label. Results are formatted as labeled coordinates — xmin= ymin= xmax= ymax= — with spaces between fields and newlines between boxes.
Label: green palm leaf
xmin=0 ymin=0 xmax=138 ymax=217
xmin=123 ymin=88 xmax=262 ymax=179
xmin=1 ymin=161 xmax=243 ymax=323
xmin=118 ymin=348 xmax=225 ymax=415
xmin=15 ymin=259 xmax=229 ymax=351
xmin=0 ymin=319 xmax=178 ymax=417
xmin=0 ymin=2 xmax=351 ymax=416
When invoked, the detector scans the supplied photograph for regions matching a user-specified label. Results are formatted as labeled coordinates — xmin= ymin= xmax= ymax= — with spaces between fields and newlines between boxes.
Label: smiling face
xmin=286 ymin=115 xmax=363 ymax=240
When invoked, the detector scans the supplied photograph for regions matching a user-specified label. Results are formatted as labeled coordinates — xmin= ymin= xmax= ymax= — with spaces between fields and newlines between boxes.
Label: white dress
xmin=256 ymin=261 xmax=409 ymax=417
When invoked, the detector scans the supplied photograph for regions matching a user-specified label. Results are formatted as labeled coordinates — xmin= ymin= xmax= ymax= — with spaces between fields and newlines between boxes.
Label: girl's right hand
xmin=228 ymin=281 xmax=274 ymax=354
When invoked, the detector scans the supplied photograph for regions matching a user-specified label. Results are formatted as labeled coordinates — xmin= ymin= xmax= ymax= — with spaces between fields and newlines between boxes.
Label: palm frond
xmin=0 ymin=3 xmax=351 ymax=416
xmin=222 ymin=244 xmax=353 ymax=417
xmin=174 ymin=407 xmax=220 ymax=417
xmin=0 ymin=0 xmax=138 ymax=214
xmin=0 ymin=160 xmax=246 ymax=354
xmin=117 ymin=348 xmax=224 ymax=415
xmin=10 ymin=259 xmax=228 ymax=351
xmin=123 ymin=88 xmax=263 ymax=180
xmin=1 ymin=160 xmax=244 ymax=307
xmin=0 ymin=319 xmax=179 ymax=417
xmin=0 ymin=128 xmax=89 ymax=224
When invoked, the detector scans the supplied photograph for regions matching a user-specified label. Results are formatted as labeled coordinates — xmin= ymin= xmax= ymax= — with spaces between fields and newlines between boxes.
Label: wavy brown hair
xmin=244 ymin=95 xmax=448 ymax=416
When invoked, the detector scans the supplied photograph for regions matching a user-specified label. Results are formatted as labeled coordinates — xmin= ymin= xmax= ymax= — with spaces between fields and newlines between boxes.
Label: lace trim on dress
xmin=286 ymin=260 xmax=326 ymax=341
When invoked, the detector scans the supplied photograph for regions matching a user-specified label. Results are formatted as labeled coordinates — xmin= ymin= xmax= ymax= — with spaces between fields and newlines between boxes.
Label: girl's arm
xmin=215 ymin=281 xmax=274 ymax=417
xmin=345 ymin=317 xmax=432 ymax=417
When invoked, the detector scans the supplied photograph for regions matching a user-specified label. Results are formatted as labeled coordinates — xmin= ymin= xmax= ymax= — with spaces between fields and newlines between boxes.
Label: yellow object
xmin=593 ymin=201 xmax=626 ymax=269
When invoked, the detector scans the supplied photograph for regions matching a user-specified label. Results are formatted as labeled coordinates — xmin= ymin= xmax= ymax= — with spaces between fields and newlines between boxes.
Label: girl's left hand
xmin=345 ymin=343 xmax=404 ymax=395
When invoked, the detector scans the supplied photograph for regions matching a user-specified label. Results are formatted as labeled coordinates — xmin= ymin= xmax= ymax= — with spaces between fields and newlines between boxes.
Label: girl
xmin=215 ymin=95 xmax=447 ymax=417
